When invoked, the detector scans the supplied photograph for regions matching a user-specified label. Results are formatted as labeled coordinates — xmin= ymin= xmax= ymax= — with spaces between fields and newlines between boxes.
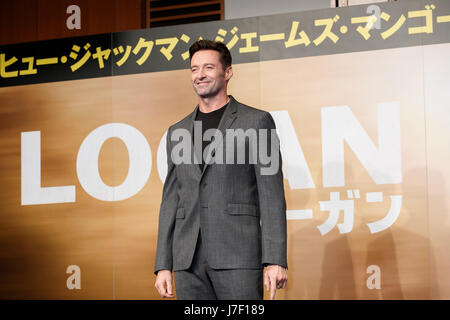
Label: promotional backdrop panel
xmin=423 ymin=42 xmax=450 ymax=299
xmin=0 ymin=78 xmax=114 ymax=298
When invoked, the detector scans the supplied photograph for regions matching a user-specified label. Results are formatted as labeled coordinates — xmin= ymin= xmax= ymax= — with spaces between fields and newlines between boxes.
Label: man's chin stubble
xmin=195 ymin=88 xmax=219 ymax=99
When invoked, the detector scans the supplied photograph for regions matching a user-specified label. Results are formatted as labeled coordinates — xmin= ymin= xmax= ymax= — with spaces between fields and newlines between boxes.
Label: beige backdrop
xmin=0 ymin=43 xmax=449 ymax=299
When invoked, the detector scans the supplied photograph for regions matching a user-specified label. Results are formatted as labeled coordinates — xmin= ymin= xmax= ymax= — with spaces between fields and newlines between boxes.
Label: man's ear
xmin=225 ymin=66 xmax=233 ymax=81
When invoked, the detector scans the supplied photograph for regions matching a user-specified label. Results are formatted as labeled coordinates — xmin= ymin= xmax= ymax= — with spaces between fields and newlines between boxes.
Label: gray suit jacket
xmin=154 ymin=95 xmax=287 ymax=273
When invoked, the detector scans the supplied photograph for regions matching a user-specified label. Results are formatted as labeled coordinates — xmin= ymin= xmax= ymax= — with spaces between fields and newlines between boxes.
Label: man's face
xmin=190 ymin=50 xmax=232 ymax=98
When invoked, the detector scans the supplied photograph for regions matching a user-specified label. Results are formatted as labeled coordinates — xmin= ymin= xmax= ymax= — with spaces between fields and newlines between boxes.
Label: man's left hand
xmin=264 ymin=265 xmax=287 ymax=300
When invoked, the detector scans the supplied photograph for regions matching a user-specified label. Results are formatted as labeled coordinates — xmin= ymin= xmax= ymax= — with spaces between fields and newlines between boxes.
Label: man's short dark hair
xmin=189 ymin=39 xmax=232 ymax=70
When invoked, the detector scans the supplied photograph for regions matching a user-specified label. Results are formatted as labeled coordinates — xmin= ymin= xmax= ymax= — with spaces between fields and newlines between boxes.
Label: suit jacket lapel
xmin=187 ymin=105 xmax=203 ymax=178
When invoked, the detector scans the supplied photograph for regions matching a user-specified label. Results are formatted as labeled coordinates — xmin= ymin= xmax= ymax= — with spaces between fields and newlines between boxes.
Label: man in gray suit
xmin=154 ymin=39 xmax=287 ymax=300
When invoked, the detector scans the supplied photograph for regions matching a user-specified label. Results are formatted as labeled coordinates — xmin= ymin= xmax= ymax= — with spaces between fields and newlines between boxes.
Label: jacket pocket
xmin=176 ymin=207 xmax=185 ymax=219
xmin=226 ymin=203 xmax=258 ymax=217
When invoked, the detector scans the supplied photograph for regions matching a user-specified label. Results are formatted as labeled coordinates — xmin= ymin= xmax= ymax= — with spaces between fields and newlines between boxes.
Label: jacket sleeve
xmin=254 ymin=112 xmax=288 ymax=269
xmin=154 ymin=127 xmax=179 ymax=274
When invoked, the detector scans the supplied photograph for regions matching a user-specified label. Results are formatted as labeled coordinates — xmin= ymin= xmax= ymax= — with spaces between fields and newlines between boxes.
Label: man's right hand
xmin=155 ymin=270 xmax=175 ymax=298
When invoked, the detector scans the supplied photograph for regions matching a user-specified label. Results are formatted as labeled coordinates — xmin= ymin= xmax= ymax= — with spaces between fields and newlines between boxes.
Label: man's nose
xmin=199 ymin=67 xmax=208 ymax=78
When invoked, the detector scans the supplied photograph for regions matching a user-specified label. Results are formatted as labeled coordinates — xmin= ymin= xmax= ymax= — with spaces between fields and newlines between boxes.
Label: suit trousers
xmin=174 ymin=232 xmax=263 ymax=300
